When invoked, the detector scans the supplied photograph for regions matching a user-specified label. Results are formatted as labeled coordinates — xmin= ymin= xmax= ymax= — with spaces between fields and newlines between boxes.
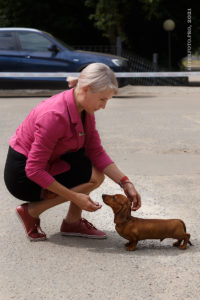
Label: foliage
xmin=85 ymin=0 xmax=127 ymax=44
xmin=0 ymin=0 xmax=199 ymax=68
xmin=86 ymin=0 xmax=200 ymax=67
xmin=0 ymin=0 xmax=106 ymax=45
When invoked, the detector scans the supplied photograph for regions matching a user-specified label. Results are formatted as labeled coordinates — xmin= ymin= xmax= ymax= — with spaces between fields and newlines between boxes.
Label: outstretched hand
xmin=73 ymin=193 xmax=102 ymax=212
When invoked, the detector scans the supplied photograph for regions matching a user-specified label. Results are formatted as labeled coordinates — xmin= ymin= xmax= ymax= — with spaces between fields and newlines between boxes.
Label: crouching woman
xmin=4 ymin=63 xmax=141 ymax=241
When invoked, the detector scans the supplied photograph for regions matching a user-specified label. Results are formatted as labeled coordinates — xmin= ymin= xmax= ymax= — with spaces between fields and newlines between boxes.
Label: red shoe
xmin=16 ymin=203 xmax=46 ymax=241
xmin=60 ymin=218 xmax=107 ymax=239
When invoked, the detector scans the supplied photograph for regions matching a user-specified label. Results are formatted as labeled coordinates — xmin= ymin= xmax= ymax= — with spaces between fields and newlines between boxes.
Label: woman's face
xmin=81 ymin=87 xmax=114 ymax=114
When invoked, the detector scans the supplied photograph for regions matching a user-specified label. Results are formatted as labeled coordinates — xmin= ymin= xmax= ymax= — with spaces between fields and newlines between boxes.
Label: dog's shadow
xmin=47 ymin=230 xmax=195 ymax=256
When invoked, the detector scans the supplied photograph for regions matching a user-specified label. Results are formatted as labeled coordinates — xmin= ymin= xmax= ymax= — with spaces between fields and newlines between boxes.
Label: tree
xmin=85 ymin=0 xmax=127 ymax=44
xmin=86 ymin=0 xmax=200 ymax=68
xmin=0 ymin=0 xmax=106 ymax=45
xmin=0 ymin=0 xmax=199 ymax=68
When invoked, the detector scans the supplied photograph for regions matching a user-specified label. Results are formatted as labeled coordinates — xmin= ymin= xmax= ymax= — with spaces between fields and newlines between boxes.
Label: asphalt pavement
xmin=0 ymin=86 xmax=200 ymax=300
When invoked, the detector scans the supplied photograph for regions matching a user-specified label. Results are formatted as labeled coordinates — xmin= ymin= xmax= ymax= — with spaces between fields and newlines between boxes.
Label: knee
xmin=90 ymin=169 xmax=105 ymax=189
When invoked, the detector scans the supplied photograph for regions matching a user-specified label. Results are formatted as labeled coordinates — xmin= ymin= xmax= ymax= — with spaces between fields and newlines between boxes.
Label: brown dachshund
xmin=102 ymin=194 xmax=192 ymax=251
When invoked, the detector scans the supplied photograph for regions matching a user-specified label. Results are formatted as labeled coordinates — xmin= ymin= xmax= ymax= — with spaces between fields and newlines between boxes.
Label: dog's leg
xmin=179 ymin=233 xmax=190 ymax=250
xmin=126 ymin=240 xmax=138 ymax=251
xmin=125 ymin=241 xmax=132 ymax=247
xmin=173 ymin=239 xmax=182 ymax=247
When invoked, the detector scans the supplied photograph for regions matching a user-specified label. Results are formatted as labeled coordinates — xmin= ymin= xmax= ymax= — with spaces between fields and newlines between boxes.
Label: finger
xmin=131 ymin=202 xmax=135 ymax=210
xmin=89 ymin=203 xmax=102 ymax=212
xmin=90 ymin=199 xmax=102 ymax=208
xmin=131 ymin=195 xmax=141 ymax=211
xmin=93 ymin=204 xmax=102 ymax=210
xmin=130 ymin=196 xmax=138 ymax=209
xmin=89 ymin=198 xmax=100 ymax=206
xmin=137 ymin=193 xmax=142 ymax=209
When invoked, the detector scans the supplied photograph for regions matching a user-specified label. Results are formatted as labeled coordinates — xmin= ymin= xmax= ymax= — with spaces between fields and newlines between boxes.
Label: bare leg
xmin=28 ymin=167 xmax=104 ymax=219
xmin=65 ymin=168 xmax=104 ymax=223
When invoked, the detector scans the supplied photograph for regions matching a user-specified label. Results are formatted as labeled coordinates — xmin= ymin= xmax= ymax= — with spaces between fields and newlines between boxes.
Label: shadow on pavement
xmin=47 ymin=231 xmax=195 ymax=256
xmin=114 ymin=95 xmax=156 ymax=99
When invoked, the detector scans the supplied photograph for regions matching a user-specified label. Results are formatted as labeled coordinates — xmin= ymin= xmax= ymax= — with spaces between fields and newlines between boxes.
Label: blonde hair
xmin=66 ymin=63 xmax=118 ymax=95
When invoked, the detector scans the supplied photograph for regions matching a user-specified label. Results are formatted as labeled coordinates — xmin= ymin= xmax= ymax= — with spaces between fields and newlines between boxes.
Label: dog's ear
xmin=114 ymin=203 xmax=131 ymax=224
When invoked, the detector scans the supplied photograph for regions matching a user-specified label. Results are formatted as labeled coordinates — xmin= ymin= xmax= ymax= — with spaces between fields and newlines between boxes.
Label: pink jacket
xmin=9 ymin=88 xmax=113 ymax=189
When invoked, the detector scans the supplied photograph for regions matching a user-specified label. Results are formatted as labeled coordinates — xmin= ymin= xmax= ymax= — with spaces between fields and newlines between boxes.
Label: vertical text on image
xmin=187 ymin=8 xmax=192 ymax=71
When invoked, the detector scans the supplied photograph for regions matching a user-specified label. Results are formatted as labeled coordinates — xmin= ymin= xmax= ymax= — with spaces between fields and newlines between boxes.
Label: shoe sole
xmin=16 ymin=209 xmax=47 ymax=242
xmin=60 ymin=232 xmax=107 ymax=239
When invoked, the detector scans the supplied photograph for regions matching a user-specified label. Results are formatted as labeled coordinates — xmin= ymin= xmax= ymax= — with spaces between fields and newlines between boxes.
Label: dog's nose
xmin=102 ymin=194 xmax=107 ymax=199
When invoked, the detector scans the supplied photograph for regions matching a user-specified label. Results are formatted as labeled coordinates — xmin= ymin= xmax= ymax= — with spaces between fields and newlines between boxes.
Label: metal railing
xmin=73 ymin=45 xmax=189 ymax=86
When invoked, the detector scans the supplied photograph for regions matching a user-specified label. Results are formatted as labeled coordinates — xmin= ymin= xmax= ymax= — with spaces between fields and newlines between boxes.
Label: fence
xmin=0 ymin=45 xmax=198 ymax=88
xmin=73 ymin=45 xmax=189 ymax=86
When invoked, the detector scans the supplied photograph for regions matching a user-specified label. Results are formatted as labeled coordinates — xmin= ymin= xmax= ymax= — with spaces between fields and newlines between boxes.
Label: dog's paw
xmin=126 ymin=243 xmax=137 ymax=251
xmin=179 ymin=245 xmax=187 ymax=250
xmin=126 ymin=246 xmax=136 ymax=251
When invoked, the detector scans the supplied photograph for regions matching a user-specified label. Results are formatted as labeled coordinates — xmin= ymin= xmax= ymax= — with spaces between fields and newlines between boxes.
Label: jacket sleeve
xmin=85 ymin=114 xmax=114 ymax=171
xmin=25 ymin=111 xmax=65 ymax=189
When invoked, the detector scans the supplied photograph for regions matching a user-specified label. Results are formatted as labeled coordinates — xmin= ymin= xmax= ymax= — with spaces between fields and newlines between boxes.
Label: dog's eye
xmin=113 ymin=195 xmax=116 ymax=200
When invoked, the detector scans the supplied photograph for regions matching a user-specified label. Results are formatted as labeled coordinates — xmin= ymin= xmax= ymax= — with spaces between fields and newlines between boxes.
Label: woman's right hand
xmin=72 ymin=193 xmax=102 ymax=212
xmin=46 ymin=180 xmax=102 ymax=212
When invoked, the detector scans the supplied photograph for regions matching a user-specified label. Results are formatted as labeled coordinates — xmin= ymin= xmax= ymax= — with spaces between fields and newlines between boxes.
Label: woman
xmin=4 ymin=63 xmax=141 ymax=241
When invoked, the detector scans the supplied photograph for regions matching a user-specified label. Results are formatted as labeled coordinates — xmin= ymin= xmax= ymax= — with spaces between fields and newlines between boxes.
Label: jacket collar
xmin=65 ymin=88 xmax=80 ymax=125
xmin=65 ymin=88 xmax=88 ymax=141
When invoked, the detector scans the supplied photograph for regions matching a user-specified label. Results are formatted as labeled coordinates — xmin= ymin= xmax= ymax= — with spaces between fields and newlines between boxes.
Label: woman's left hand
xmin=123 ymin=182 xmax=141 ymax=211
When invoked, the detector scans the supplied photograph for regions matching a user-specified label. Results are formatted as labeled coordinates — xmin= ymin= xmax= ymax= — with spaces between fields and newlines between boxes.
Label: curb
xmin=1 ymin=85 xmax=200 ymax=98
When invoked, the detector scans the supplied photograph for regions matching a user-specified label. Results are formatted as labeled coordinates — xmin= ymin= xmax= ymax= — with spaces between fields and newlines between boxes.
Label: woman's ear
xmin=82 ymin=85 xmax=89 ymax=93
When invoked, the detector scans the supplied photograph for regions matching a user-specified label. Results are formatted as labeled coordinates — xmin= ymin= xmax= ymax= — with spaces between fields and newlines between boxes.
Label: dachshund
xmin=102 ymin=194 xmax=192 ymax=251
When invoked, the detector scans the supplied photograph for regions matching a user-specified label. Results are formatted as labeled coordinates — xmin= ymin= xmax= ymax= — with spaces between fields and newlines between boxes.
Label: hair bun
xmin=66 ymin=76 xmax=79 ymax=88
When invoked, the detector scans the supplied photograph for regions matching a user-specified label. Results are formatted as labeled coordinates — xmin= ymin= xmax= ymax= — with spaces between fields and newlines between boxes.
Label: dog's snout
xmin=102 ymin=194 xmax=107 ymax=200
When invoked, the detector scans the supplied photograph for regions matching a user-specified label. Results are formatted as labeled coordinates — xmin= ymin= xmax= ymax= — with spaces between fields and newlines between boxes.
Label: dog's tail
xmin=180 ymin=220 xmax=193 ymax=246
xmin=181 ymin=220 xmax=187 ymax=232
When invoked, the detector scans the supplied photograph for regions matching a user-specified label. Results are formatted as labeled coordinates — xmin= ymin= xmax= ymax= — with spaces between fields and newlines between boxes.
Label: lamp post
xmin=163 ymin=19 xmax=175 ymax=69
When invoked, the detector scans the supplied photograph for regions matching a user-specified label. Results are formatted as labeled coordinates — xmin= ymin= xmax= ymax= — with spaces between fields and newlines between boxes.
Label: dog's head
xmin=102 ymin=194 xmax=131 ymax=224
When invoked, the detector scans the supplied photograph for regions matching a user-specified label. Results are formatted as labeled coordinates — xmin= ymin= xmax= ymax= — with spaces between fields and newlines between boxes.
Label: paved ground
xmin=0 ymin=86 xmax=200 ymax=300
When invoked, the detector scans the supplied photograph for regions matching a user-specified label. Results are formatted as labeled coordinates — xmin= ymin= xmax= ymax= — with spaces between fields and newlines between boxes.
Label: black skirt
xmin=4 ymin=146 xmax=92 ymax=202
